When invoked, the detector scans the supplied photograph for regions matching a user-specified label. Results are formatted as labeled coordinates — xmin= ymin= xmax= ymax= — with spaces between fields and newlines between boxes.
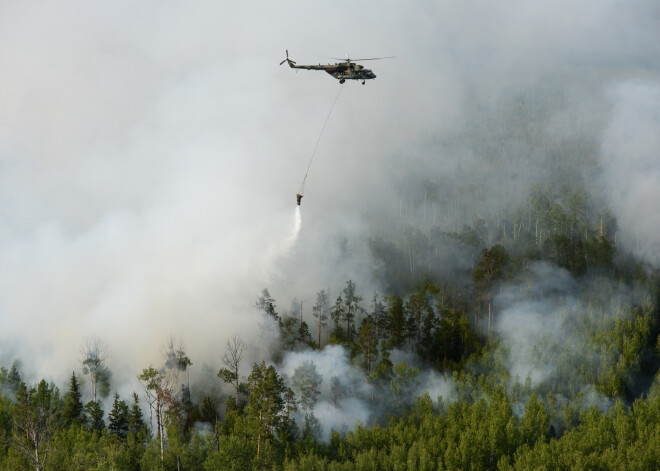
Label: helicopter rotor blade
xmin=280 ymin=49 xmax=296 ymax=66
xmin=323 ymin=56 xmax=395 ymax=62
xmin=350 ymin=56 xmax=396 ymax=61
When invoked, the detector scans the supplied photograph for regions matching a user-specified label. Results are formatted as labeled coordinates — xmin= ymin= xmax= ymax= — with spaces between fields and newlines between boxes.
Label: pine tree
xmin=9 ymin=380 xmax=61 ymax=471
xmin=256 ymin=288 xmax=279 ymax=321
xmin=108 ymin=392 xmax=130 ymax=438
xmin=406 ymin=291 xmax=433 ymax=345
xmin=354 ymin=315 xmax=379 ymax=374
xmin=342 ymin=280 xmax=363 ymax=342
xmin=247 ymin=361 xmax=296 ymax=459
xmin=62 ymin=371 xmax=84 ymax=426
xmin=370 ymin=292 xmax=387 ymax=340
xmin=7 ymin=361 xmax=21 ymax=394
xmin=128 ymin=392 xmax=145 ymax=436
xmin=473 ymin=244 xmax=508 ymax=332
xmin=298 ymin=320 xmax=311 ymax=343
xmin=85 ymin=400 xmax=105 ymax=432
xmin=312 ymin=289 xmax=330 ymax=347
xmin=291 ymin=361 xmax=322 ymax=412
xmin=330 ymin=295 xmax=345 ymax=340
xmin=385 ymin=294 xmax=407 ymax=347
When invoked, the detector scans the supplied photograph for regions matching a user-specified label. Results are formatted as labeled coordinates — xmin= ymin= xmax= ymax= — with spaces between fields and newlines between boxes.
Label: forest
xmin=2 ymin=0 xmax=659 ymax=469
xmin=1 ymin=166 xmax=660 ymax=470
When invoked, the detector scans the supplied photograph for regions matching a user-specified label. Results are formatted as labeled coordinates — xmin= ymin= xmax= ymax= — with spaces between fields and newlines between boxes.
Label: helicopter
xmin=280 ymin=50 xmax=394 ymax=84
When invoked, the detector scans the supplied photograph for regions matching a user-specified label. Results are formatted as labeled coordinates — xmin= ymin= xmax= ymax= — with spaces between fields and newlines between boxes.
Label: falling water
xmin=293 ymin=206 xmax=302 ymax=239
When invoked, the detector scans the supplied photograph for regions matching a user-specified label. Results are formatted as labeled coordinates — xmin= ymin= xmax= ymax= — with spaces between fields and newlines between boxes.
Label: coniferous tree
xmin=247 ymin=361 xmax=296 ymax=460
xmin=406 ymin=291 xmax=433 ymax=345
xmin=256 ymin=288 xmax=279 ymax=322
xmin=312 ymin=289 xmax=330 ymax=347
xmin=108 ymin=392 xmax=130 ymax=438
xmin=329 ymin=376 xmax=342 ymax=407
xmin=473 ymin=244 xmax=508 ymax=331
xmin=7 ymin=362 xmax=21 ymax=394
xmin=85 ymin=400 xmax=105 ymax=432
xmin=200 ymin=396 xmax=218 ymax=424
xmin=298 ymin=320 xmax=311 ymax=343
xmin=9 ymin=380 xmax=61 ymax=471
xmin=385 ymin=294 xmax=407 ymax=347
xmin=354 ymin=315 xmax=379 ymax=375
xmin=62 ymin=371 xmax=84 ymax=426
xmin=256 ymin=289 xmax=280 ymax=360
xmin=330 ymin=295 xmax=345 ymax=340
xmin=342 ymin=280 xmax=363 ymax=342
xmin=291 ymin=361 xmax=322 ymax=412
xmin=128 ymin=392 xmax=146 ymax=436
xmin=370 ymin=292 xmax=387 ymax=340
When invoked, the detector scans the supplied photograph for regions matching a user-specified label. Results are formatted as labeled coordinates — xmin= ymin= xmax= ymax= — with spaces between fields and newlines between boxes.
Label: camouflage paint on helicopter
xmin=280 ymin=50 xmax=393 ymax=84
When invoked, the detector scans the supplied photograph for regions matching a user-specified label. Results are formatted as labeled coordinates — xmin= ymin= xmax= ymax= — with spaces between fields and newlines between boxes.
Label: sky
xmin=0 ymin=0 xmax=659 ymax=399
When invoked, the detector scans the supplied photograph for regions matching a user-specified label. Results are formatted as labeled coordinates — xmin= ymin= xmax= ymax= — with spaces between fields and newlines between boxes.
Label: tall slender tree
xmin=370 ymin=292 xmax=387 ymax=340
xmin=162 ymin=338 xmax=193 ymax=390
xmin=256 ymin=288 xmax=279 ymax=322
xmin=473 ymin=244 xmax=508 ymax=332
xmin=354 ymin=315 xmax=379 ymax=375
xmin=342 ymin=280 xmax=363 ymax=342
xmin=385 ymin=295 xmax=407 ymax=347
xmin=128 ymin=392 xmax=146 ymax=436
xmin=81 ymin=337 xmax=112 ymax=403
xmin=138 ymin=366 xmax=175 ymax=460
xmin=312 ymin=289 xmax=330 ymax=347
xmin=291 ymin=361 xmax=322 ymax=412
xmin=85 ymin=400 xmax=105 ymax=432
xmin=108 ymin=392 xmax=130 ymax=438
xmin=246 ymin=362 xmax=296 ymax=460
xmin=62 ymin=371 xmax=84 ymax=426
xmin=330 ymin=295 xmax=344 ymax=340
xmin=406 ymin=291 xmax=433 ymax=344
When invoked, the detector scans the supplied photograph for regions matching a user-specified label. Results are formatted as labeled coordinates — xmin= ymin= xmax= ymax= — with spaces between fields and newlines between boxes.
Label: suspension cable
xmin=298 ymin=84 xmax=344 ymax=195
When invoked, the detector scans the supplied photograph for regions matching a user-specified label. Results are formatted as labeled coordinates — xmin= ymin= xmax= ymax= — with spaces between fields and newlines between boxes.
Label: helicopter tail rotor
xmin=279 ymin=49 xmax=296 ymax=66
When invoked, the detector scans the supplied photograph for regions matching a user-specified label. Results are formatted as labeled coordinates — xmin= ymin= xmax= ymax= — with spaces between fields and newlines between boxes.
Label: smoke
xmin=0 ymin=0 xmax=658 ymax=423
xmin=279 ymin=345 xmax=456 ymax=440
xmin=279 ymin=346 xmax=371 ymax=440
xmin=493 ymin=262 xmax=647 ymax=410
xmin=598 ymin=81 xmax=660 ymax=267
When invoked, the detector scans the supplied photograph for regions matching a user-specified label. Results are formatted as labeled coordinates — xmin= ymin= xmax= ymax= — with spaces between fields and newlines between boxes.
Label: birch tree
xmin=217 ymin=333 xmax=246 ymax=402
xmin=81 ymin=337 xmax=111 ymax=403
xmin=138 ymin=366 xmax=175 ymax=460
xmin=7 ymin=380 xmax=61 ymax=471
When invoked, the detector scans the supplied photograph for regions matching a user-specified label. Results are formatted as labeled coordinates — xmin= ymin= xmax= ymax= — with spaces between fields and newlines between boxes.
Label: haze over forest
xmin=1 ymin=1 xmax=659 ymax=470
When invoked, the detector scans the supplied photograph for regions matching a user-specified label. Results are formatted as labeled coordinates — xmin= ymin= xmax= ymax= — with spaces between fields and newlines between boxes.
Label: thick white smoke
xmin=599 ymin=81 xmax=660 ymax=268
xmin=279 ymin=345 xmax=456 ymax=440
xmin=0 ymin=0 xmax=658 ymax=415
xmin=279 ymin=346 xmax=371 ymax=440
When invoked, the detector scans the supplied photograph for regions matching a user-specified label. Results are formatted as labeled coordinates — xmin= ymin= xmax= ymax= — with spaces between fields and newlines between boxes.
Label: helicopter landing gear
xmin=362 ymin=80 xmax=365 ymax=85
xmin=339 ymin=78 xmax=345 ymax=84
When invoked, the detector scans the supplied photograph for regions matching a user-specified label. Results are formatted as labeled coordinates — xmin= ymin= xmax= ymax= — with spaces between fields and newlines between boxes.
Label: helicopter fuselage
xmin=325 ymin=63 xmax=376 ymax=83
xmin=285 ymin=59 xmax=376 ymax=84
